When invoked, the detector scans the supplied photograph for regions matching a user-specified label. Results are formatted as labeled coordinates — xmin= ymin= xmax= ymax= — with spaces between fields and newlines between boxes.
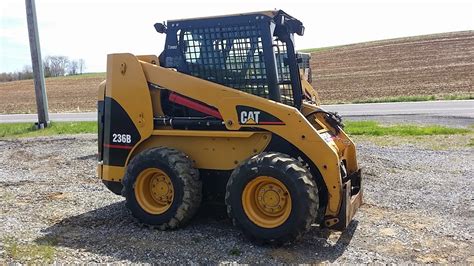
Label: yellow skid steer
xmin=97 ymin=10 xmax=362 ymax=244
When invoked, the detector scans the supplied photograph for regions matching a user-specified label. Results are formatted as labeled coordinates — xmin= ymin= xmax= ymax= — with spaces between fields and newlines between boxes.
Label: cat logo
xmin=240 ymin=110 xmax=260 ymax=124
xmin=236 ymin=105 xmax=285 ymax=125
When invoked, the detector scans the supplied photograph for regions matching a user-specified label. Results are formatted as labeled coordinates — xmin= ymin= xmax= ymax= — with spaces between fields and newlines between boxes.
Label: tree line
xmin=0 ymin=56 xmax=85 ymax=82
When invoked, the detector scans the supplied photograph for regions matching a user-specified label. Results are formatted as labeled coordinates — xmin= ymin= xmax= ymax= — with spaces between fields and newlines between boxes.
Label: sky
xmin=0 ymin=0 xmax=472 ymax=73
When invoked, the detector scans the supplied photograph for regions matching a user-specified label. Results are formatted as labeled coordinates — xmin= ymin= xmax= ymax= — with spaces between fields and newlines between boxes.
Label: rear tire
xmin=225 ymin=152 xmax=318 ymax=245
xmin=122 ymin=147 xmax=202 ymax=229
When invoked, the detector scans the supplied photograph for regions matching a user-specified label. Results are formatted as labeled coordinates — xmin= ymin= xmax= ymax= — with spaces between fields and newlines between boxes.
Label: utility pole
xmin=25 ymin=0 xmax=49 ymax=128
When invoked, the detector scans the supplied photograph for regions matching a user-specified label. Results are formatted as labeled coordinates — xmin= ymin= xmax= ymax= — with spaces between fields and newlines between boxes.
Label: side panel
xmin=103 ymin=97 xmax=141 ymax=166
xmin=100 ymin=54 xmax=153 ymax=180
xmin=133 ymin=130 xmax=272 ymax=170
xmin=101 ymin=131 xmax=272 ymax=181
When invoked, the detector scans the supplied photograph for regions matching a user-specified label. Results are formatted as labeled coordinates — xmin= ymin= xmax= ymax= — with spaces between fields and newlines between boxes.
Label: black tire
xmin=122 ymin=147 xmax=202 ymax=230
xmin=225 ymin=152 xmax=318 ymax=245
xmin=102 ymin=180 xmax=123 ymax=196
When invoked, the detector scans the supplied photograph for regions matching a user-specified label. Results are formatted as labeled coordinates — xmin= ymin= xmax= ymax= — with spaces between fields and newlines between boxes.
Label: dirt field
xmin=310 ymin=31 xmax=473 ymax=102
xmin=0 ymin=31 xmax=472 ymax=114
xmin=0 ymin=74 xmax=104 ymax=114
xmin=0 ymin=134 xmax=472 ymax=263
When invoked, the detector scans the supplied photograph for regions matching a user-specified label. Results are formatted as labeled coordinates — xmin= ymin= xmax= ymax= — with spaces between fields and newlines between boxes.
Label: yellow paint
xmin=301 ymin=76 xmax=321 ymax=105
xmin=150 ymin=88 xmax=165 ymax=117
xmin=152 ymin=129 xmax=260 ymax=138
xmin=132 ymin=131 xmax=272 ymax=170
xmin=98 ymin=80 xmax=106 ymax=101
xmin=135 ymin=168 xmax=174 ymax=214
xmin=242 ymin=176 xmax=292 ymax=228
xmin=102 ymin=165 xmax=125 ymax=182
xmin=105 ymin=53 xmax=153 ymax=138
xmin=136 ymin=55 xmax=160 ymax=65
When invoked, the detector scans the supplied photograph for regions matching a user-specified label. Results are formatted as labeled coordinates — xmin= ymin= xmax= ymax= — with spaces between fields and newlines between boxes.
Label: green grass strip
xmin=0 ymin=121 xmax=97 ymax=138
xmin=345 ymin=121 xmax=471 ymax=136
xmin=0 ymin=120 xmax=470 ymax=138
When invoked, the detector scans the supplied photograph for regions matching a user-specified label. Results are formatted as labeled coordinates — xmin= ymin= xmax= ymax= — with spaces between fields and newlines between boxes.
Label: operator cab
xmin=156 ymin=10 xmax=306 ymax=109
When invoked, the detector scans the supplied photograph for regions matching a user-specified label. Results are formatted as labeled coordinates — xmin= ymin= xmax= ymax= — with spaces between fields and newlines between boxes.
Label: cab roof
xmin=168 ymin=9 xmax=298 ymax=23
xmin=166 ymin=10 xmax=304 ymax=36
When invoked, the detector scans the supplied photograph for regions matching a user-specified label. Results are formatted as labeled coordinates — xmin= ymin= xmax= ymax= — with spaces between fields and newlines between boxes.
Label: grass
xmin=2 ymin=73 xmax=106 ymax=83
xmin=345 ymin=121 xmax=471 ymax=136
xmin=0 ymin=121 xmax=97 ymax=138
xmin=299 ymin=46 xmax=334 ymax=53
xmin=469 ymin=138 xmax=474 ymax=147
xmin=50 ymin=72 xmax=105 ymax=80
xmin=0 ymin=120 xmax=470 ymax=139
xmin=3 ymin=237 xmax=56 ymax=263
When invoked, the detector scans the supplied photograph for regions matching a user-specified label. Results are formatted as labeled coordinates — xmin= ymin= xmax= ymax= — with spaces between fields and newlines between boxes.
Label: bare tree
xmin=1 ymin=55 xmax=81 ymax=82
xmin=57 ymin=56 xmax=69 ymax=76
xmin=69 ymin=60 xmax=79 ymax=75
xmin=43 ymin=56 xmax=52 ymax=77
xmin=45 ymin=56 xmax=70 ymax=77
xmin=20 ymin=65 xmax=34 ymax=80
xmin=0 ymin=72 xmax=17 ymax=82
xmin=78 ymin=58 xmax=85 ymax=74
xmin=0 ymin=65 xmax=33 ymax=82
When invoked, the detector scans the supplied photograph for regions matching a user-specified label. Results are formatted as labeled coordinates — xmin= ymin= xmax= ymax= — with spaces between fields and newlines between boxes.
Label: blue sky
xmin=0 ymin=0 xmax=472 ymax=73
xmin=1 ymin=17 xmax=31 ymax=72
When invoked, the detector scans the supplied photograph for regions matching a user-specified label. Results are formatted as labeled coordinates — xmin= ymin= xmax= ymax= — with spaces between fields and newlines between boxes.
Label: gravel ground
xmin=0 ymin=134 xmax=473 ymax=263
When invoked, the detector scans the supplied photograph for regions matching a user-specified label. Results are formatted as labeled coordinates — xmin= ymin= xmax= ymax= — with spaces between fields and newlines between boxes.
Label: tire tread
xmin=225 ymin=152 xmax=318 ymax=245
xmin=122 ymin=147 xmax=202 ymax=230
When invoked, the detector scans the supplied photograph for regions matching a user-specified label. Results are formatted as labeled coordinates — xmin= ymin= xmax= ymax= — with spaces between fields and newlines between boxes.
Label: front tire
xmin=225 ymin=152 xmax=319 ymax=245
xmin=122 ymin=147 xmax=202 ymax=230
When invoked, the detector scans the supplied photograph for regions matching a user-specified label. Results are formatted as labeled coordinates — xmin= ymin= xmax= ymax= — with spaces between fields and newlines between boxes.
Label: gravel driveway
xmin=0 ymin=134 xmax=472 ymax=263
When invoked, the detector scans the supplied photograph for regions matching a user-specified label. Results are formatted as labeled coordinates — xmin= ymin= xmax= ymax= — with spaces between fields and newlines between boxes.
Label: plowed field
xmin=0 ymin=74 xmax=104 ymax=114
xmin=310 ymin=31 xmax=473 ymax=102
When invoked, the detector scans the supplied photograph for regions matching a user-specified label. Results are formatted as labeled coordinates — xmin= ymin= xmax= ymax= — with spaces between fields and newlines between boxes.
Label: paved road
xmin=324 ymin=100 xmax=473 ymax=127
xmin=323 ymin=100 xmax=473 ymax=118
xmin=0 ymin=112 xmax=96 ymax=123
xmin=0 ymin=100 xmax=472 ymax=123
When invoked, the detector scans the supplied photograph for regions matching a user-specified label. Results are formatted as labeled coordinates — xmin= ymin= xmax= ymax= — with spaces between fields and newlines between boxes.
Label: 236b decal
xmin=112 ymin=133 xmax=132 ymax=144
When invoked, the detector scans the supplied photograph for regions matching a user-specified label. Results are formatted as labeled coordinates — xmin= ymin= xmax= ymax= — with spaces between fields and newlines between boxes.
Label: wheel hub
xmin=242 ymin=176 xmax=292 ymax=228
xmin=135 ymin=168 xmax=174 ymax=214
xmin=150 ymin=174 xmax=173 ymax=204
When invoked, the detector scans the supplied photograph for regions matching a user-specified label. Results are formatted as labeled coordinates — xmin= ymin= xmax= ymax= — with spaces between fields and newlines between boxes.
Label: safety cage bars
xmin=176 ymin=23 xmax=296 ymax=106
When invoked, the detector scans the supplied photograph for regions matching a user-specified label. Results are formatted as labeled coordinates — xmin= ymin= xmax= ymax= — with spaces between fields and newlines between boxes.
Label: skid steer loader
xmin=97 ymin=10 xmax=362 ymax=244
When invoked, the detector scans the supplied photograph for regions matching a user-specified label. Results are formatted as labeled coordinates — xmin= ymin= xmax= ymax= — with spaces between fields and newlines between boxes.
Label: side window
xmin=225 ymin=38 xmax=251 ymax=71
xmin=182 ymin=31 xmax=202 ymax=63
xmin=273 ymin=38 xmax=294 ymax=106
xmin=179 ymin=25 xmax=269 ymax=100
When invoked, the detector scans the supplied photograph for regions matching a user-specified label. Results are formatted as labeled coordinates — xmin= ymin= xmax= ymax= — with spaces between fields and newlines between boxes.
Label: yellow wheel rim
xmin=242 ymin=176 xmax=292 ymax=228
xmin=135 ymin=168 xmax=174 ymax=214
